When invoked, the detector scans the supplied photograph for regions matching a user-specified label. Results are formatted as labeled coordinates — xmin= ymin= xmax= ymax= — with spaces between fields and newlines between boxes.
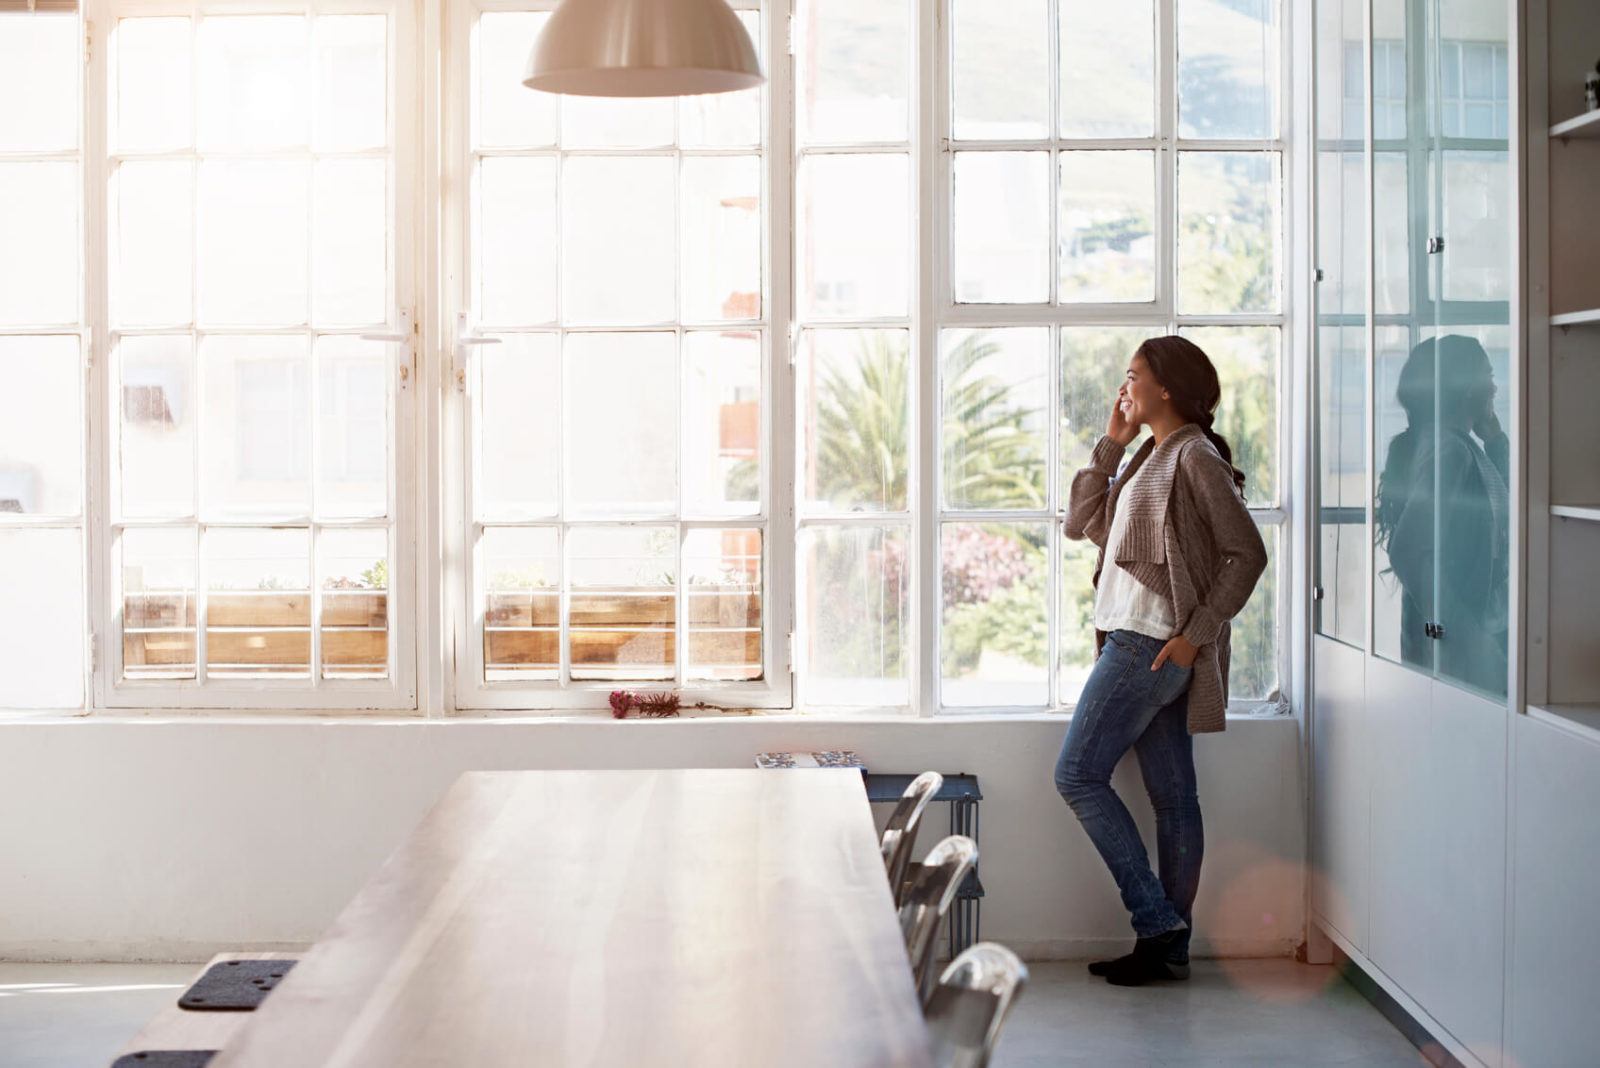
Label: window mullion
xmin=1158 ymin=0 xmax=1178 ymax=320
xmin=912 ymin=0 xmax=943 ymax=718
xmin=85 ymin=2 xmax=110 ymax=709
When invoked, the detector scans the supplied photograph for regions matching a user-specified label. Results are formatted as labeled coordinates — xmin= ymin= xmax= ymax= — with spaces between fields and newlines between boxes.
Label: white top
xmin=1094 ymin=464 xmax=1178 ymax=640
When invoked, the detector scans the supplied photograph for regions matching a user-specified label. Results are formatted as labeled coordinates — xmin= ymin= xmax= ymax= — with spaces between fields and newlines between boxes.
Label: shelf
xmin=1550 ymin=110 xmax=1600 ymax=140
xmin=1550 ymin=308 xmax=1600 ymax=328
xmin=1550 ymin=504 xmax=1600 ymax=522
xmin=1528 ymin=704 xmax=1600 ymax=745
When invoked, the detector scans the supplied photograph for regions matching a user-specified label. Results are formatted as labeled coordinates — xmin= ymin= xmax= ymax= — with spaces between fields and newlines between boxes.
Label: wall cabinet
xmin=1311 ymin=0 xmax=1513 ymax=1063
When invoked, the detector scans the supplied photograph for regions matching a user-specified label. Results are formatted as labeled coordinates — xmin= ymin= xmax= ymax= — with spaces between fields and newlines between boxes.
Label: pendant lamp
xmin=522 ymin=0 xmax=764 ymax=98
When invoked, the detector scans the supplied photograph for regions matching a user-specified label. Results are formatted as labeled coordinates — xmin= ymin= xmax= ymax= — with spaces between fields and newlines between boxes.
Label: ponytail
xmin=1201 ymin=421 xmax=1248 ymax=497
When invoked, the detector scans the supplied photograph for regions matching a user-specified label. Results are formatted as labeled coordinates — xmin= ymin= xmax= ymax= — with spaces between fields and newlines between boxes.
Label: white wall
xmin=0 ymin=715 xmax=1304 ymax=963
xmin=1506 ymin=712 xmax=1600 ymax=1067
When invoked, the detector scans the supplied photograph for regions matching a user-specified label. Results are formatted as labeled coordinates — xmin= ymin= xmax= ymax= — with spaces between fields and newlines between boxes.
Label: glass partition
xmin=1314 ymin=0 xmax=1368 ymax=648
xmin=1366 ymin=0 xmax=1510 ymax=700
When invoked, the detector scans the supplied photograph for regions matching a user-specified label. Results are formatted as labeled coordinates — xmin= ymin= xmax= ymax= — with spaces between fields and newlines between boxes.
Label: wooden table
xmin=214 ymin=769 xmax=933 ymax=1067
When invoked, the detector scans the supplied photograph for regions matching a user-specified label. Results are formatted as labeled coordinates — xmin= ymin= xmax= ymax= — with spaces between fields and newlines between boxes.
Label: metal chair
xmin=897 ymin=833 xmax=978 ymax=1003
xmin=880 ymin=771 xmax=942 ymax=908
xmin=924 ymin=942 xmax=1029 ymax=1068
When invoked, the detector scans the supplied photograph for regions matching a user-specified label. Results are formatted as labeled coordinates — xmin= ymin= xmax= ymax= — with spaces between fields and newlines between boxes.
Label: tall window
xmin=0 ymin=2 xmax=85 ymax=709
xmin=792 ymin=0 xmax=1287 ymax=710
xmin=454 ymin=2 xmax=777 ymax=708
xmin=103 ymin=1 xmax=414 ymax=707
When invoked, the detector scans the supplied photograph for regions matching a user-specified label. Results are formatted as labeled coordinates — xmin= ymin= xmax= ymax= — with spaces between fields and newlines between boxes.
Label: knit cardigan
xmin=1065 ymin=424 xmax=1269 ymax=733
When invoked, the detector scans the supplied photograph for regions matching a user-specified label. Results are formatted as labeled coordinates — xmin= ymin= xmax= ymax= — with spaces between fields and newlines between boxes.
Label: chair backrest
xmin=880 ymin=771 xmax=943 ymax=907
xmin=924 ymin=942 xmax=1029 ymax=1068
xmin=896 ymin=833 xmax=977 ymax=1003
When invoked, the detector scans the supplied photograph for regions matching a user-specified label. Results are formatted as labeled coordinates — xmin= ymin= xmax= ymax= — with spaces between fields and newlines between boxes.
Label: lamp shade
xmin=522 ymin=0 xmax=764 ymax=98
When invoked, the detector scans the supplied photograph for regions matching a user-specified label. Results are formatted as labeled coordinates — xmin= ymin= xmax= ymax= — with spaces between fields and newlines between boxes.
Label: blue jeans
xmin=1054 ymin=630 xmax=1203 ymax=954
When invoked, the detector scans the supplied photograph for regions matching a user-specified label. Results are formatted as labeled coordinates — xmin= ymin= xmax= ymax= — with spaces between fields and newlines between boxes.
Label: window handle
xmin=360 ymin=310 xmax=416 ymax=383
xmin=454 ymin=313 xmax=503 ymax=392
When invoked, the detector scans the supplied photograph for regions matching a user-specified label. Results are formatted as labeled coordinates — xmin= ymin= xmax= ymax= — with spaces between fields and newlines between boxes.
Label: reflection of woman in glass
xmin=1376 ymin=335 xmax=1509 ymax=696
xmin=1056 ymin=336 xmax=1267 ymax=986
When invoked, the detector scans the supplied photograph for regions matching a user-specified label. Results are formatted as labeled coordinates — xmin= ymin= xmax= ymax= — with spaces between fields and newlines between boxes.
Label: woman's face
xmin=1119 ymin=353 xmax=1172 ymax=429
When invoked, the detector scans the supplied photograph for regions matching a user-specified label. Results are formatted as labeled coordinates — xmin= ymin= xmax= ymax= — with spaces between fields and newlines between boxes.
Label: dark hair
xmin=1134 ymin=335 xmax=1247 ymax=493
xmin=1375 ymin=335 xmax=1495 ymax=551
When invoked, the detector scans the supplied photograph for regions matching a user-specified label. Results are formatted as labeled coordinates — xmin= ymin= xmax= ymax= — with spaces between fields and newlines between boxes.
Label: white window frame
xmin=919 ymin=0 xmax=1295 ymax=716
xmin=85 ymin=0 xmax=421 ymax=711
xmin=443 ymin=0 xmax=795 ymax=713
xmin=0 ymin=2 xmax=90 ymax=711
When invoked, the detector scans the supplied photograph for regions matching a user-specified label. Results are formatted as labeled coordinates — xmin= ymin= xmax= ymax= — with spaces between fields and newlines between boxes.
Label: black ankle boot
xmin=1099 ymin=930 xmax=1190 ymax=986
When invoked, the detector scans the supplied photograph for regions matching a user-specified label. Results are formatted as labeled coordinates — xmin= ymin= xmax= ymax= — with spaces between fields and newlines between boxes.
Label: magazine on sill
xmin=755 ymin=750 xmax=867 ymax=771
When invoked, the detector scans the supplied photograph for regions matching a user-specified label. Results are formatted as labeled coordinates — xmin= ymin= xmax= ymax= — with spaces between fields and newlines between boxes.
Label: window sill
xmin=2 ymin=700 xmax=1292 ymax=725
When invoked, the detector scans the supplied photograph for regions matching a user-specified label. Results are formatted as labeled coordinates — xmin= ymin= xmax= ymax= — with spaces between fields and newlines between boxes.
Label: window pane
xmin=114 ymin=160 xmax=194 ymax=327
xmin=0 ymin=13 xmax=78 ymax=153
xmin=316 ymin=336 xmax=389 ymax=519
xmin=0 ymin=162 xmax=78 ymax=326
xmin=483 ymin=526 xmax=560 ymax=682
xmin=684 ymin=330 xmax=762 ymax=516
xmin=796 ymin=0 xmax=909 ymax=145
xmin=319 ymin=527 xmax=389 ymax=680
xmin=797 ymin=153 xmax=909 ymax=319
xmin=942 ymin=521 xmax=1049 ymax=707
xmin=952 ymin=0 xmax=1049 ymax=140
xmin=205 ymin=527 xmax=311 ymax=679
xmin=1179 ymin=325 xmax=1279 ymax=506
xmin=941 ymin=328 xmax=1048 ymax=510
xmin=118 ymin=335 xmax=196 ymax=519
xmin=479 ymin=334 xmax=560 ymax=520
xmin=681 ymin=155 xmax=761 ymax=322
xmin=198 ymin=16 xmax=309 ymax=151
xmin=199 ymin=160 xmax=310 ymax=326
xmin=1373 ymin=151 xmax=1409 ymax=316
xmin=314 ymin=159 xmax=388 ymax=327
xmin=563 ymin=156 xmax=676 ymax=324
xmin=565 ymin=333 xmax=678 ymax=515
xmin=953 ymin=151 xmax=1049 ymax=304
xmin=0 ymin=529 xmax=83 ymax=708
xmin=681 ymin=11 xmax=762 ymax=147
xmin=1178 ymin=0 xmax=1279 ymax=139
xmin=1058 ymin=151 xmax=1156 ymax=304
xmin=568 ymin=525 xmax=676 ymax=682
xmin=0 ymin=336 xmax=80 ymax=517
xmin=123 ymin=528 xmax=196 ymax=682
xmin=561 ymin=97 xmax=675 ymax=150
xmin=476 ymin=13 xmax=556 ymax=149
xmin=798 ymin=329 xmax=909 ymax=513
xmin=1059 ymin=0 xmax=1154 ymax=138
xmin=314 ymin=16 xmax=387 ymax=153
xmin=477 ymin=156 xmax=557 ymax=328
xmin=798 ymin=524 xmax=909 ymax=706
xmin=1441 ymin=151 xmax=1511 ymax=304
xmin=1059 ymin=327 xmax=1151 ymax=502
xmin=114 ymin=17 xmax=193 ymax=154
xmin=1229 ymin=523 xmax=1279 ymax=699
xmin=201 ymin=335 xmax=311 ymax=520
xmin=1178 ymin=151 xmax=1281 ymax=315
xmin=1057 ymin=534 xmax=1100 ymax=705
xmin=685 ymin=528 xmax=763 ymax=681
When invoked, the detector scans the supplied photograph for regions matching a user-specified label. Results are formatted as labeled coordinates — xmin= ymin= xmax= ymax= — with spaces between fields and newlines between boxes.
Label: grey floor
xmin=0 ymin=959 xmax=1426 ymax=1067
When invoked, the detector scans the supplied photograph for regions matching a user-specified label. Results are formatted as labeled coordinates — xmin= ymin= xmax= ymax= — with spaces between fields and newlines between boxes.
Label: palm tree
xmin=723 ymin=330 xmax=1046 ymax=510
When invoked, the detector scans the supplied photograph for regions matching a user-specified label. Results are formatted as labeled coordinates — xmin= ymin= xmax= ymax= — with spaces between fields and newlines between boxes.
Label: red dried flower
xmin=609 ymin=690 xmax=635 ymax=719
xmin=637 ymin=691 xmax=681 ymax=718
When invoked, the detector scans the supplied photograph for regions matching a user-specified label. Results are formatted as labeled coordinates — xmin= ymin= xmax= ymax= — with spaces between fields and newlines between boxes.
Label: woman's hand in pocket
xmin=1152 ymin=635 xmax=1199 ymax=671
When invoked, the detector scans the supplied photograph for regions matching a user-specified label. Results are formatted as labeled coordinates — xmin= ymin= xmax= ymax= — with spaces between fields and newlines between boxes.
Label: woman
xmin=1375 ymin=335 xmax=1509 ymax=697
xmin=1055 ymin=335 xmax=1267 ymax=987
